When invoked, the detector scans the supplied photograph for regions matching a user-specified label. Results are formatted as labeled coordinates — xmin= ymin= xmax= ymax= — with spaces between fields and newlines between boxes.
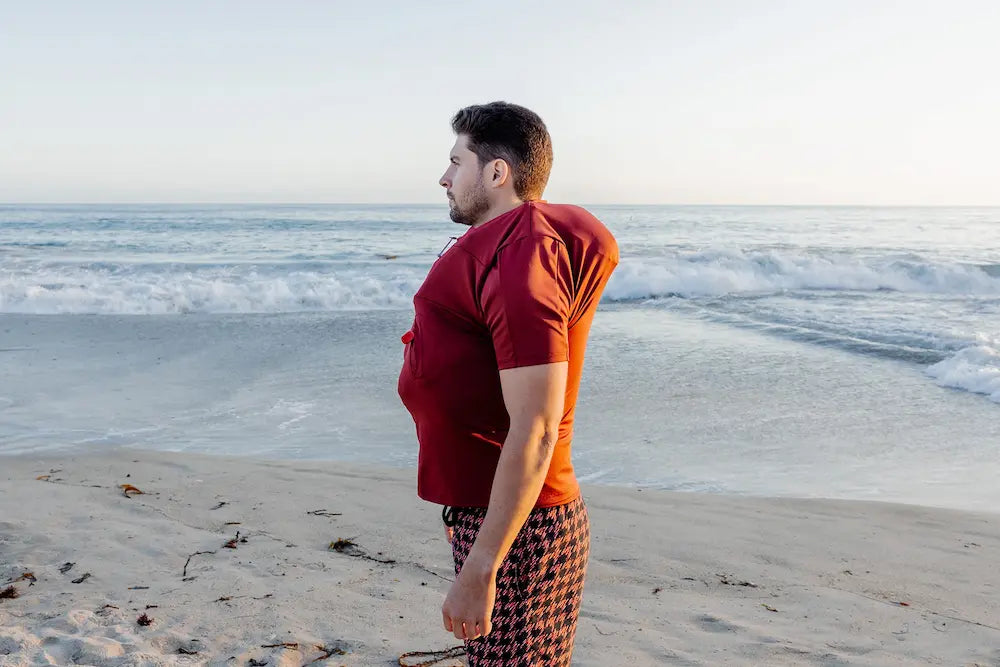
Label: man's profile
xmin=398 ymin=101 xmax=618 ymax=665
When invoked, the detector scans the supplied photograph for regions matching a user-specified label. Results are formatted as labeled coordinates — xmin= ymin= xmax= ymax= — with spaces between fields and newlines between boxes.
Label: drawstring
xmin=442 ymin=505 xmax=458 ymax=527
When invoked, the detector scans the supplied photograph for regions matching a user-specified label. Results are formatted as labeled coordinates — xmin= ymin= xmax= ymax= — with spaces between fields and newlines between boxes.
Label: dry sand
xmin=1 ymin=448 xmax=998 ymax=666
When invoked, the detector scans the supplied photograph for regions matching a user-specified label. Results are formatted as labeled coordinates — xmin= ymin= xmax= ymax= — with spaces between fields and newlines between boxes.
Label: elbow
xmin=531 ymin=425 xmax=559 ymax=474
xmin=508 ymin=417 xmax=560 ymax=473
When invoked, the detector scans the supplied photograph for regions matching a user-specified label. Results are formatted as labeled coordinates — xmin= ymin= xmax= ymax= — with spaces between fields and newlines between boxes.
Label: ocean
xmin=1 ymin=204 xmax=998 ymax=511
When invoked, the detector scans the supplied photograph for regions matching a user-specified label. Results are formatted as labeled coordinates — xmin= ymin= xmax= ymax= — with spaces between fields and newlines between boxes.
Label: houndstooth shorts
xmin=446 ymin=496 xmax=590 ymax=666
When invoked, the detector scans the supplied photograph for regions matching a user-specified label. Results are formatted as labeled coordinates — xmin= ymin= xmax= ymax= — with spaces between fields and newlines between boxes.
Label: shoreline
xmin=1 ymin=447 xmax=999 ymax=665
xmin=3 ymin=443 xmax=996 ymax=517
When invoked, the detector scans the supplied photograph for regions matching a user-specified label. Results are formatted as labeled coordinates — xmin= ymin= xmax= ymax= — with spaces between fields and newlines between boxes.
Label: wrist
xmin=462 ymin=550 xmax=500 ymax=581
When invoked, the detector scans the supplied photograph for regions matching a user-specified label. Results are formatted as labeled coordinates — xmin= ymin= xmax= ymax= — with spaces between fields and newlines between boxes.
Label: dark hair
xmin=451 ymin=101 xmax=553 ymax=201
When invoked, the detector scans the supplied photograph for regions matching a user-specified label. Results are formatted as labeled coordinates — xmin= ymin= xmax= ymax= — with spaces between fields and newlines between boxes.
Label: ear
xmin=489 ymin=159 xmax=511 ymax=188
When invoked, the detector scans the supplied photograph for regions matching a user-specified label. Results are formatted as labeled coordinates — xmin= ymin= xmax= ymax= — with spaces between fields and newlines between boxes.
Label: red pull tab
xmin=401 ymin=331 xmax=414 ymax=344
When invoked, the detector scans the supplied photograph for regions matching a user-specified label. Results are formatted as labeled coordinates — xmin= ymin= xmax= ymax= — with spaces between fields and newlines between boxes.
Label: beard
xmin=448 ymin=179 xmax=491 ymax=227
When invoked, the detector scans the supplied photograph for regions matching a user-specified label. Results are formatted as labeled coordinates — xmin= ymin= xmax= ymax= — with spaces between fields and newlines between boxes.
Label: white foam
xmin=0 ymin=265 xmax=423 ymax=314
xmin=926 ymin=344 xmax=1000 ymax=403
xmin=604 ymin=250 xmax=1000 ymax=300
xmin=3 ymin=249 xmax=999 ymax=314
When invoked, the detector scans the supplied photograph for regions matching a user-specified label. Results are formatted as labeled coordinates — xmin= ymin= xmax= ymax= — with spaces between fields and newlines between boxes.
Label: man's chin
xmin=448 ymin=206 xmax=472 ymax=226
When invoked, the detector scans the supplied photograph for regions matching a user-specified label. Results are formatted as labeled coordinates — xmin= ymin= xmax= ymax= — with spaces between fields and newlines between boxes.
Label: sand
xmin=1 ymin=448 xmax=998 ymax=666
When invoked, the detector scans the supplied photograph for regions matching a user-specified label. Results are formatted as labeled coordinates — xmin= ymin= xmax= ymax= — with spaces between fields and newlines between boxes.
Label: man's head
xmin=440 ymin=101 xmax=553 ymax=226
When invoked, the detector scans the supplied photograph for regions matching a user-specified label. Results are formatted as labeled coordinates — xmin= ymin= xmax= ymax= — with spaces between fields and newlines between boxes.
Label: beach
xmin=1 ymin=448 xmax=998 ymax=666
xmin=2 ymin=204 xmax=999 ymax=664
xmin=5 ymin=0 xmax=1000 ymax=662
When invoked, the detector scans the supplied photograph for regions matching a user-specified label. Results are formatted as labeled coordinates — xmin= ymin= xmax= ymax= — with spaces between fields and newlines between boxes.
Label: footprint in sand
xmin=694 ymin=614 xmax=741 ymax=633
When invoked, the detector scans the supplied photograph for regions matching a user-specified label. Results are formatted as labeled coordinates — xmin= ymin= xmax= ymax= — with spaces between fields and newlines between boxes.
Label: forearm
xmin=462 ymin=425 xmax=556 ymax=577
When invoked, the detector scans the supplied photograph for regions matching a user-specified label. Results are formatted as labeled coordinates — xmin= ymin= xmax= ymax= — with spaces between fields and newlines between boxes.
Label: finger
xmin=442 ymin=610 xmax=453 ymax=633
xmin=453 ymin=620 xmax=468 ymax=641
xmin=481 ymin=616 xmax=492 ymax=637
xmin=445 ymin=525 xmax=453 ymax=544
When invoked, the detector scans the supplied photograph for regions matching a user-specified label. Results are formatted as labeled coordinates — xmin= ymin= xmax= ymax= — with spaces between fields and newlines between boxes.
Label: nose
xmin=439 ymin=172 xmax=450 ymax=189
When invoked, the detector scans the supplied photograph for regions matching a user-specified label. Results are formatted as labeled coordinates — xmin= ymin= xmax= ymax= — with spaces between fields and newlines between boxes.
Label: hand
xmin=441 ymin=559 xmax=496 ymax=641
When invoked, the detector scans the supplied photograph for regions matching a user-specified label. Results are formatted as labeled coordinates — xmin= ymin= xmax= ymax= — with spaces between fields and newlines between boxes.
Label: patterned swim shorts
xmin=446 ymin=496 xmax=590 ymax=666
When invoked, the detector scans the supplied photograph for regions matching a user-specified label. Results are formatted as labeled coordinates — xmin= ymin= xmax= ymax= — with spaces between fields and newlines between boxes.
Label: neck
xmin=471 ymin=197 xmax=525 ymax=228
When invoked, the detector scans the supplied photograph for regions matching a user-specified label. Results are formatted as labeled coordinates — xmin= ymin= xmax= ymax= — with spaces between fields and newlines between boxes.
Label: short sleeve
xmin=481 ymin=235 xmax=573 ymax=370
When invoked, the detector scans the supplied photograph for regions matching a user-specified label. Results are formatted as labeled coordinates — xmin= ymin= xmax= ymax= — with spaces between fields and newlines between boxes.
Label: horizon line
xmin=3 ymin=201 xmax=1000 ymax=208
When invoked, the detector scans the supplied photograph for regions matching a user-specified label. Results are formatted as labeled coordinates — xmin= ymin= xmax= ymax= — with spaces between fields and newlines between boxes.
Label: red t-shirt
xmin=397 ymin=201 xmax=619 ymax=508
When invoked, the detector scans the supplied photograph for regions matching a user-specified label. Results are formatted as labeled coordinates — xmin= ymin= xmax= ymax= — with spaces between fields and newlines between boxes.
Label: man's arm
xmin=440 ymin=360 xmax=568 ymax=639
xmin=467 ymin=360 xmax=568 ymax=572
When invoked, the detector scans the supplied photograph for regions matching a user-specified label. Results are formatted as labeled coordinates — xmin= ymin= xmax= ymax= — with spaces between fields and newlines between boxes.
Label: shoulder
xmin=529 ymin=202 xmax=619 ymax=264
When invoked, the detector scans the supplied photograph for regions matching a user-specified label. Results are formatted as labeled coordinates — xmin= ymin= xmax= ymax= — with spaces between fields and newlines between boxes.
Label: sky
xmin=1 ymin=1 xmax=999 ymax=205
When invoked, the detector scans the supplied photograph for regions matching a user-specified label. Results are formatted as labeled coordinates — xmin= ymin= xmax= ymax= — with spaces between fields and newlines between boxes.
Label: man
xmin=397 ymin=101 xmax=618 ymax=665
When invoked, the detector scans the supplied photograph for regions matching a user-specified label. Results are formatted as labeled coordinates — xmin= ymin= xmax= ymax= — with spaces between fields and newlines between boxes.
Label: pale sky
xmin=2 ymin=1 xmax=998 ymax=205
